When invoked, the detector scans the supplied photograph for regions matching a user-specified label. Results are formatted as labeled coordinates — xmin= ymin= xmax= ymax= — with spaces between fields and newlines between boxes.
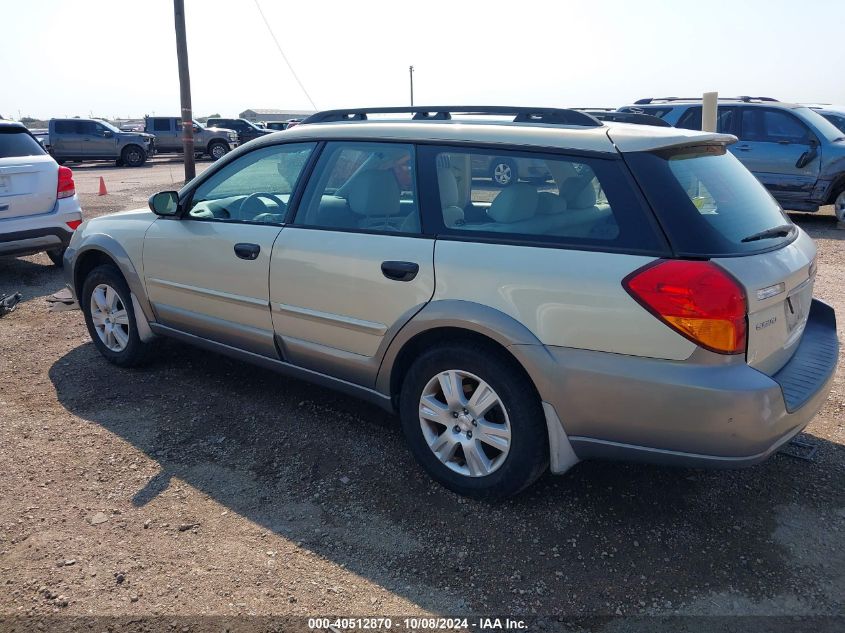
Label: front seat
xmin=346 ymin=170 xmax=402 ymax=231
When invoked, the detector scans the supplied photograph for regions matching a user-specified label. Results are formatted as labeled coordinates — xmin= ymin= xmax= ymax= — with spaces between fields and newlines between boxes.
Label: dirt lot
xmin=0 ymin=158 xmax=843 ymax=630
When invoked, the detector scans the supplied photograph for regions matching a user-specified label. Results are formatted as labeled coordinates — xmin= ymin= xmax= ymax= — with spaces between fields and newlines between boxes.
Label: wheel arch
xmin=377 ymin=300 xmax=545 ymax=403
xmin=71 ymin=238 xmax=154 ymax=322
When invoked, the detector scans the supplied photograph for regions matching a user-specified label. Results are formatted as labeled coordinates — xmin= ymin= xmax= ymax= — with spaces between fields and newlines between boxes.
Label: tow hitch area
xmin=779 ymin=434 xmax=819 ymax=461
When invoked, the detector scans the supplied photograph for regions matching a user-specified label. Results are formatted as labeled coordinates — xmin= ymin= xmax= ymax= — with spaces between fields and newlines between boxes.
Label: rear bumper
xmin=515 ymin=299 xmax=838 ymax=471
xmin=0 ymin=196 xmax=82 ymax=257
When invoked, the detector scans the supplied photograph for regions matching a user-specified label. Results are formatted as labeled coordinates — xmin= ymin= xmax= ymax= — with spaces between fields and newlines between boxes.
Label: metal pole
xmin=174 ymin=0 xmax=195 ymax=181
xmin=409 ymin=65 xmax=414 ymax=107
xmin=702 ymin=91 xmax=718 ymax=132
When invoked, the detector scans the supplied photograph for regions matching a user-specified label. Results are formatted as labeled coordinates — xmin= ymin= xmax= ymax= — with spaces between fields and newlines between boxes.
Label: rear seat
xmin=466 ymin=177 xmax=614 ymax=237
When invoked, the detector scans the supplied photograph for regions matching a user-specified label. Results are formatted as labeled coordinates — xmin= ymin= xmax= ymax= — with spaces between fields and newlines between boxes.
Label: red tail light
xmin=623 ymin=260 xmax=747 ymax=354
xmin=57 ymin=166 xmax=75 ymax=199
xmin=66 ymin=220 xmax=82 ymax=231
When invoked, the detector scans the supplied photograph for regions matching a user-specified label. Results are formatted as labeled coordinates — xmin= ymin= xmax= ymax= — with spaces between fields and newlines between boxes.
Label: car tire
xmin=399 ymin=342 xmax=549 ymax=499
xmin=835 ymin=188 xmax=845 ymax=225
xmin=46 ymin=248 xmax=66 ymax=267
xmin=490 ymin=158 xmax=517 ymax=187
xmin=121 ymin=145 xmax=147 ymax=168
xmin=81 ymin=264 xmax=154 ymax=367
xmin=208 ymin=141 xmax=229 ymax=161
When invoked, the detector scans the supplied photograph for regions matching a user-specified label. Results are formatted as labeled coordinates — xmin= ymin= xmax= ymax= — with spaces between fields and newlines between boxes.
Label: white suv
xmin=63 ymin=107 xmax=839 ymax=499
xmin=0 ymin=121 xmax=83 ymax=265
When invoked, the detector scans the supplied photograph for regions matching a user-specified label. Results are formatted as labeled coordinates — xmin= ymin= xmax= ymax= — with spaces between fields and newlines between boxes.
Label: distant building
xmin=239 ymin=108 xmax=313 ymax=122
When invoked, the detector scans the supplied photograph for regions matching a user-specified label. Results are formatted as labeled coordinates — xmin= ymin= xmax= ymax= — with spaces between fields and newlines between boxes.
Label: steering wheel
xmin=239 ymin=192 xmax=287 ymax=221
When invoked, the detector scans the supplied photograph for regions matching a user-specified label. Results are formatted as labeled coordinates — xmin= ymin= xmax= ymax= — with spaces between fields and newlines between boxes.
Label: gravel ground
xmin=0 ymin=158 xmax=843 ymax=630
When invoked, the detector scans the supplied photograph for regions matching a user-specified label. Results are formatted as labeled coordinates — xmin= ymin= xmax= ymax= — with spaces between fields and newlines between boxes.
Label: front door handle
xmin=736 ymin=144 xmax=752 ymax=151
xmin=234 ymin=242 xmax=260 ymax=260
xmin=381 ymin=260 xmax=419 ymax=282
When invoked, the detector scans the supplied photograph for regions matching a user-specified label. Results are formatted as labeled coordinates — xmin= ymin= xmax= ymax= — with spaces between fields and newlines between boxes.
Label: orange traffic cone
xmin=98 ymin=177 xmax=108 ymax=196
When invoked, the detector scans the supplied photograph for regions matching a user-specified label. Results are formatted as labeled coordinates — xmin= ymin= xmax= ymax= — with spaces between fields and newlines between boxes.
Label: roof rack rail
xmin=300 ymin=106 xmax=602 ymax=127
xmin=634 ymin=96 xmax=779 ymax=105
xmin=578 ymin=110 xmax=672 ymax=127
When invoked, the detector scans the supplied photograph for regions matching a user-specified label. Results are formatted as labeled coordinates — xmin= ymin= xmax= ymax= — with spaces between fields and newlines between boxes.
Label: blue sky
xmin=2 ymin=0 xmax=843 ymax=119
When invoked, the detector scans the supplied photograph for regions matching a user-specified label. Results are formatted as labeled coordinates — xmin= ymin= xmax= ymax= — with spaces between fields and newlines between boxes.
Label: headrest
xmin=437 ymin=166 xmax=460 ymax=208
xmin=346 ymin=170 xmax=400 ymax=217
xmin=487 ymin=184 xmax=539 ymax=223
xmin=536 ymin=192 xmax=568 ymax=215
xmin=561 ymin=177 xmax=597 ymax=209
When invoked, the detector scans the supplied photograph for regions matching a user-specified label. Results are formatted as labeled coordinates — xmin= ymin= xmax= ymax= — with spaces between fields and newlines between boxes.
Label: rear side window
xmin=419 ymin=145 xmax=666 ymax=253
xmin=152 ymin=118 xmax=170 ymax=131
xmin=676 ymin=106 xmax=737 ymax=133
xmin=0 ymin=128 xmax=47 ymax=158
xmin=625 ymin=145 xmax=793 ymax=256
xmin=295 ymin=142 xmax=419 ymax=234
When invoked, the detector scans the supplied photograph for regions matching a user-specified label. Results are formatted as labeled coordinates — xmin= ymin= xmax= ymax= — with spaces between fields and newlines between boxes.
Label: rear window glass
xmin=0 ymin=128 xmax=47 ymax=158
xmin=625 ymin=145 xmax=793 ymax=256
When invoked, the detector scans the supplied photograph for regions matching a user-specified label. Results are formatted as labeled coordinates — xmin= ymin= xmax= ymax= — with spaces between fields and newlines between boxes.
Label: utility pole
xmin=173 ymin=0 xmax=195 ymax=181
xmin=409 ymin=65 xmax=414 ymax=106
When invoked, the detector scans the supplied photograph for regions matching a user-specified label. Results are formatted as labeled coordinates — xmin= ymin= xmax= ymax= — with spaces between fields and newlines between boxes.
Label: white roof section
xmin=276 ymin=119 xmax=735 ymax=154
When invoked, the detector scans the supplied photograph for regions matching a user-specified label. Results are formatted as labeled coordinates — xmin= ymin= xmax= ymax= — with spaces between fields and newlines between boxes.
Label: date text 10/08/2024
xmin=307 ymin=617 xmax=528 ymax=630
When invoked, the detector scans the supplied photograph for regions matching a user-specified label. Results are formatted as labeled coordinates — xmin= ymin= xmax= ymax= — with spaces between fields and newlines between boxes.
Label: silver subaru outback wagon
xmin=63 ymin=106 xmax=839 ymax=499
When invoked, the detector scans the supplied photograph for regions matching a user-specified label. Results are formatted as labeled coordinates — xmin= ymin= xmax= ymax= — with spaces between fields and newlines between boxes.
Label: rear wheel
xmin=399 ymin=343 xmax=548 ymax=499
xmin=121 ymin=145 xmax=146 ymax=167
xmin=46 ymin=248 xmax=65 ymax=267
xmin=490 ymin=158 xmax=517 ymax=186
xmin=81 ymin=265 xmax=153 ymax=366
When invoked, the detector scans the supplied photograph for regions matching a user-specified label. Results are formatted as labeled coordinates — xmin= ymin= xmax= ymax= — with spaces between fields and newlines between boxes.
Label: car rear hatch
xmin=621 ymin=140 xmax=824 ymax=376
xmin=0 ymin=127 xmax=58 ymax=220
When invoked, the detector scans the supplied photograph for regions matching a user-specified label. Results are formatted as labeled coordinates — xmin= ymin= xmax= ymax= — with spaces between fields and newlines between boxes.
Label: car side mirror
xmin=103 ymin=130 xmax=114 ymax=138
xmin=149 ymin=191 xmax=180 ymax=216
xmin=795 ymin=142 xmax=819 ymax=169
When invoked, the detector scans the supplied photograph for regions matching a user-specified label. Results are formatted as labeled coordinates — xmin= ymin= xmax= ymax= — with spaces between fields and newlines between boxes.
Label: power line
xmin=252 ymin=0 xmax=317 ymax=110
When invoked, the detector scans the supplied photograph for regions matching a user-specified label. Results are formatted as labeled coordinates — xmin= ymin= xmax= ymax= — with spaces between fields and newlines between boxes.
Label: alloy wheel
xmin=90 ymin=283 xmax=130 ymax=352
xmin=418 ymin=369 xmax=511 ymax=477
xmin=835 ymin=190 xmax=845 ymax=223
xmin=492 ymin=162 xmax=513 ymax=186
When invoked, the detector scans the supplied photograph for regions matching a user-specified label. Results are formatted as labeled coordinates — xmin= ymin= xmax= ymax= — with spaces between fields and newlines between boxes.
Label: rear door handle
xmin=234 ymin=242 xmax=260 ymax=260
xmin=381 ymin=260 xmax=419 ymax=282
xmin=736 ymin=145 xmax=752 ymax=151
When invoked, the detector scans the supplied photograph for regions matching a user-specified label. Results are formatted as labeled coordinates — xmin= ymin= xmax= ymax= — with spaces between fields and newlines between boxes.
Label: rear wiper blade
xmin=741 ymin=224 xmax=795 ymax=243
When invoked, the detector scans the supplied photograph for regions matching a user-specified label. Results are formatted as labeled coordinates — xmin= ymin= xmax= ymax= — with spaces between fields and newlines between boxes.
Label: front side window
xmin=295 ymin=142 xmax=419 ymax=234
xmin=186 ymin=142 xmax=315 ymax=224
xmin=424 ymin=146 xmax=664 ymax=252
xmin=741 ymin=109 xmax=812 ymax=144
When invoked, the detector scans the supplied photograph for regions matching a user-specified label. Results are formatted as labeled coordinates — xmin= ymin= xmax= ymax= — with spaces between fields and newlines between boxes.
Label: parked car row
xmin=617 ymin=97 xmax=845 ymax=223
xmin=58 ymin=105 xmax=838 ymax=499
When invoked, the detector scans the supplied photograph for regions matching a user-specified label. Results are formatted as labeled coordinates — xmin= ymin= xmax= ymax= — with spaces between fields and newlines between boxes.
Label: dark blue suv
xmin=619 ymin=97 xmax=845 ymax=224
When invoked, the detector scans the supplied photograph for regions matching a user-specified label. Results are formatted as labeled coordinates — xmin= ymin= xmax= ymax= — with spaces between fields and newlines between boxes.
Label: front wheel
xmin=208 ymin=141 xmax=229 ymax=161
xmin=81 ymin=265 xmax=153 ymax=366
xmin=835 ymin=189 xmax=845 ymax=225
xmin=121 ymin=145 xmax=147 ymax=167
xmin=399 ymin=343 xmax=548 ymax=499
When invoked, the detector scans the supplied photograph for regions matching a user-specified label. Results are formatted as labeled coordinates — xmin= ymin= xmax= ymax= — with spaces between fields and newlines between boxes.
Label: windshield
xmin=94 ymin=119 xmax=121 ymax=133
xmin=0 ymin=128 xmax=47 ymax=158
xmin=625 ymin=144 xmax=794 ymax=256
xmin=794 ymin=107 xmax=845 ymax=142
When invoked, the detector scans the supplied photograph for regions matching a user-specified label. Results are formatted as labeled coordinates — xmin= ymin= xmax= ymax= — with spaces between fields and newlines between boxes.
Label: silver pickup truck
xmin=48 ymin=118 xmax=156 ymax=167
xmin=144 ymin=117 xmax=238 ymax=160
